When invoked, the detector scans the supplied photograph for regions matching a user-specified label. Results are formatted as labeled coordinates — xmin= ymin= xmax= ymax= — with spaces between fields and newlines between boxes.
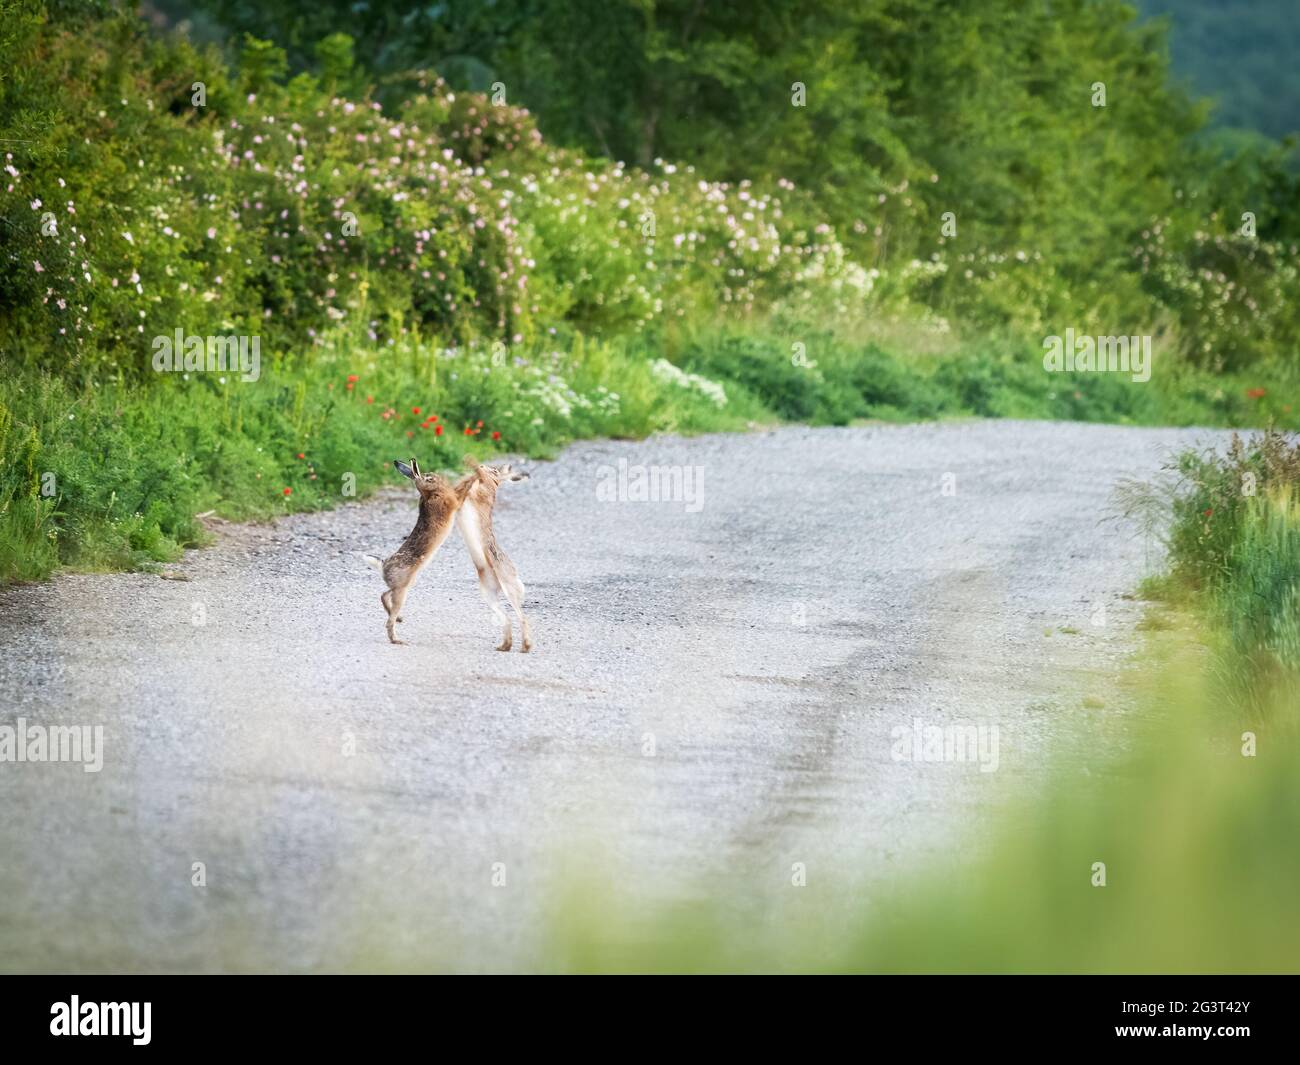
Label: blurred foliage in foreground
xmin=541 ymin=672 xmax=1299 ymax=973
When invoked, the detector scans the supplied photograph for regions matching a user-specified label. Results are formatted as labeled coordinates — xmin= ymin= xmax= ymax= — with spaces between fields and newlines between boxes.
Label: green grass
xmin=0 ymin=330 xmax=761 ymax=583
xmin=678 ymin=323 xmax=1300 ymax=429
xmin=4 ymin=326 xmax=1298 ymax=586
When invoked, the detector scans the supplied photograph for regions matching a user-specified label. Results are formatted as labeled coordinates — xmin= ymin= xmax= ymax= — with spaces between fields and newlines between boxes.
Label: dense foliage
xmin=171 ymin=0 xmax=1300 ymax=361
xmin=2 ymin=0 xmax=1298 ymax=583
xmin=1137 ymin=0 xmax=1300 ymax=142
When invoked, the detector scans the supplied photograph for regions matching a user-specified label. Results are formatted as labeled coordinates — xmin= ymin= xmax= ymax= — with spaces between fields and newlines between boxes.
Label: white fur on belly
xmin=457 ymin=507 xmax=489 ymax=570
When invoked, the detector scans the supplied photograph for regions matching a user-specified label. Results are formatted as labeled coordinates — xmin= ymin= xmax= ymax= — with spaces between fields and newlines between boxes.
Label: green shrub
xmin=1143 ymin=431 xmax=1300 ymax=711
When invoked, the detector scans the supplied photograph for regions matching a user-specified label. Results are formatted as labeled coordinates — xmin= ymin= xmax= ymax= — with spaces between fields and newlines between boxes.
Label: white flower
xmin=649 ymin=359 xmax=727 ymax=407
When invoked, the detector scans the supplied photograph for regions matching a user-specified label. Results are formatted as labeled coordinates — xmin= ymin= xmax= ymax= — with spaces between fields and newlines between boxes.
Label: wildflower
xmin=435 ymin=425 xmax=443 ymax=436
xmin=1246 ymin=388 xmax=1267 ymax=400
xmin=492 ymin=431 xmax=501 ymax=441
xmin=283 ymin=487 xmax=292 ymax=496
xmin=297 ymin=452 xmax=305 ymax=459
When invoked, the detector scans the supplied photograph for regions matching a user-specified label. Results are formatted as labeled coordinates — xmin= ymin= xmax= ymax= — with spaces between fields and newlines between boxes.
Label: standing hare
xmin=363 ymin=457 xmax=534 ymax=651
xmin=454 ymin=462 xmax=533 ymax=652
xmin=363 ymin=457 xmax=460 ymax=645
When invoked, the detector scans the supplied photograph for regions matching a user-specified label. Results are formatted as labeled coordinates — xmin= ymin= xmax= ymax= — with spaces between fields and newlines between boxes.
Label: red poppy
xmin=1204 ymin=508 xmax=1213 ymax=517
xmin=1246 ymin=388 xmax=1267 ymax=400
xmin=464 ymin=427 xmax=474 ymax=435
xmin=435 ymin=425 xmax=443 ymax=436
xmin=346 ymin=382 xmax=354 ymax=390
xmin=476 ymin=420 xmax=484 ymax=427
xmin=412 ymin=407 xmax=421 ymax=415
xmin=283 ymin=487 xmax=292 ymax=496
xmin=347 ymin=374 xmax=359 ymax=383
xmin=297 ymin=452 xmax=305 ymax=459
xmin=492 ymin=431 xmax=501 ymax=440
xmin=406 ymin=431 xmax=414 ymax=438
xmin=366 ymin=396 xmax=374 ymax=404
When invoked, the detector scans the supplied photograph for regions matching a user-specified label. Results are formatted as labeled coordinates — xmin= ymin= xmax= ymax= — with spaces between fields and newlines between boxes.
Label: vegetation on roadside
xmin=2 ymin=1 xmax=1298 ymax=585
xmin=1132 ymin=430 xmax=1300 ymax=714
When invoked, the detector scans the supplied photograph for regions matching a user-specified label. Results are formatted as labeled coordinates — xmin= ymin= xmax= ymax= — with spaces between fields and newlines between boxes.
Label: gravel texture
xmin=0 ymin=420 xmax=1225 ymax=972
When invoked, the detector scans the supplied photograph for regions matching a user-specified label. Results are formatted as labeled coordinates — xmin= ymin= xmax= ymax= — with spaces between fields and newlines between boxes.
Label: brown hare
xmin=453 ymin=462 xmax=533 ymax=652
xmin=363 ymin=457 xmax=460 ymax=645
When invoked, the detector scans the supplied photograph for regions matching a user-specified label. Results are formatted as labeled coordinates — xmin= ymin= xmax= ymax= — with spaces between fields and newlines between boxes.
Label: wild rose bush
xmin=1136 ymin=218 xmax=1300 ymax=374
xmin=0 ymin=10 xmax=877 ymax=381
xmin=4 ymin=5 xmax=1296 ymax=387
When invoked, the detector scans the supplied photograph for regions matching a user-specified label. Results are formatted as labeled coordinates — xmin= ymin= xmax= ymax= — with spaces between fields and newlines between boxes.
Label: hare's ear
xmin=393 ymin=459 xmax=416 ymax=480
xmin=410 ymin=456 xmax=422 ymax=477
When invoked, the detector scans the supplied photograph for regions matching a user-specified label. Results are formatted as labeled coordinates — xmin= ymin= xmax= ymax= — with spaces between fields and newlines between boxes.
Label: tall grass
xmin=1210 ymin=491 xmax=1300 ymax=708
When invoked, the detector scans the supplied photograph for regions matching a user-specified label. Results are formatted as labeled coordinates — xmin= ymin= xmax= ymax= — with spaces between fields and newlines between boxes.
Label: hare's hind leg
xmin=381 ymin=589 xmax=404 ymax=624
xmin=383 ymin=582 xmax=410 ymax=645
xmin=499 ymin=570 xmax=532 ymax=653
xmin=476 ymin=567 xmax=512 ymax=651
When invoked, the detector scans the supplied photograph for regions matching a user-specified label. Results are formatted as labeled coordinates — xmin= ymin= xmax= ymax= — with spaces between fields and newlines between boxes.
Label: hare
xmin=453 ymin=462 xmax=533 ymax=652
xmin=363 ymin=457 xmax=460 ymax=645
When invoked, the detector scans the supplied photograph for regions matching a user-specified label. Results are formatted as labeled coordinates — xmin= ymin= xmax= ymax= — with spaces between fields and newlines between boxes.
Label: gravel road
xmin=0 ymin=420 xmax=1220 ymax=972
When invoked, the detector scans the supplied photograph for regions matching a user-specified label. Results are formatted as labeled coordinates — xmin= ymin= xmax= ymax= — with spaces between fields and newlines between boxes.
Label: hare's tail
xmin=359 ymin=553 xmax=384 ymax=573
